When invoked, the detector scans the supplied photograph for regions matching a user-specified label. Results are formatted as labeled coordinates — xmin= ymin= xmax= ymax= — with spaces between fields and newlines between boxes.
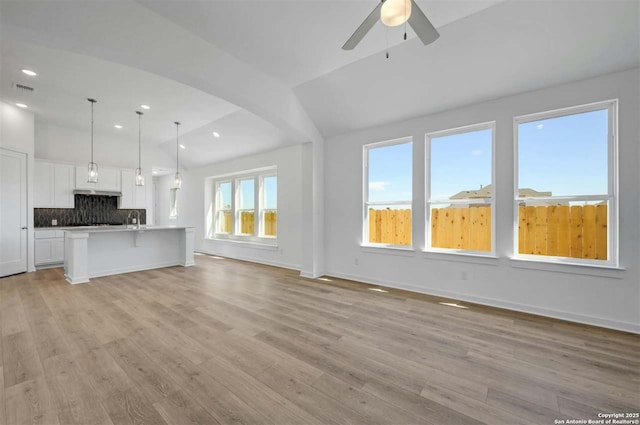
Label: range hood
xmin=73 ymin=189 xmax=122 ymax=197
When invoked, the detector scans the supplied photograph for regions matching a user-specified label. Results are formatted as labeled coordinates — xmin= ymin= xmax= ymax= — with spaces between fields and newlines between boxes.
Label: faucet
xmin=126 ymin=210 xmax=141 ymax=229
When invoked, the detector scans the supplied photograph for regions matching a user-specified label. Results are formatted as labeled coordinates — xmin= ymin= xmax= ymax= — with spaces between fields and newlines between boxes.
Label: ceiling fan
xmin=342 ymin=0 xmax=440 ymax=51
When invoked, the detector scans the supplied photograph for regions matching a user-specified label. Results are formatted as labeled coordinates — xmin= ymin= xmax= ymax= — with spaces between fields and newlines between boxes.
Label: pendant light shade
xmin=174 ymin=121 xmax=182 ymax=189
xmin=87 ymin=98 xmax=98 ymax=183
xmin=135 ymin=111 xmax=145 ymax=186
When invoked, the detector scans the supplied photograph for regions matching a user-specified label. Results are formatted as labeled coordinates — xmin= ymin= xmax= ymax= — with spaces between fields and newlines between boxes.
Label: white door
xmin=0 ymin=148 xmax=28 ymax=276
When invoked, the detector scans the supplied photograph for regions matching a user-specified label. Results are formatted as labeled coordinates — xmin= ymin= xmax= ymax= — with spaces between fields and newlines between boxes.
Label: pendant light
xmin=135 ymin=111 xmax=145 ymax=186
xmin=174 ymin=121 xmax=182 ymax=189
xmin=87 ymin=98 xmax=98 ymax=183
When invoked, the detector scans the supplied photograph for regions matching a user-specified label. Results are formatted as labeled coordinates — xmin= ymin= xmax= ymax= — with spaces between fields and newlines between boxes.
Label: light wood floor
xmin=0 ymin=255 xmax=638 ymax=425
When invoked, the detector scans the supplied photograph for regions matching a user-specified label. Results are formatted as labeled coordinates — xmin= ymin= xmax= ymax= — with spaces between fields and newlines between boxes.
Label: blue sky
xmin=368 ymin=108 xmax=608 ymax=202
xmin=518 ymin=109 xmax=608 ymax=196
xmin=239 ymin=179 xmax=255 ymax=209
xmin=219 ymin=177 xmax=277 ymax=210
xmin=368 ymin=142 xmax=413 ymax=203
xmin=263 ymin=176 xmax=277 ymax=209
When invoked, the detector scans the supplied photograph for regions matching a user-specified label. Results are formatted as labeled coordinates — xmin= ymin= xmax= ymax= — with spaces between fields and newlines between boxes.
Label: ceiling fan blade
xmin=342 ymin=2 xmax=383 ymax=50
xmin=408 ymin=0 xmax=440 ymax=46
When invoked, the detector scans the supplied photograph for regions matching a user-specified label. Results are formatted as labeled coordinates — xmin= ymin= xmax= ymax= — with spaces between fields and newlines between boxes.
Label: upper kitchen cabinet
xmin=120 ymin=169 xmax=147 ymax=209
xmin=35 ymin=160 xmax=75 ymax=208
xmin=75 ymin=165 xmax=121 ymax=191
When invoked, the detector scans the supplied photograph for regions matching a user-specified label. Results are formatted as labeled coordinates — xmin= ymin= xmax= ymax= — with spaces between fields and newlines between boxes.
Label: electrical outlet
xmin=51 ymin=219 xmax=57 ymax=226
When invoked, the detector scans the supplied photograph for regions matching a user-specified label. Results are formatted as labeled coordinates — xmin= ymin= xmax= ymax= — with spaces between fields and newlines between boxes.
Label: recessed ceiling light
xmin=212 ymin=131 xmax=220 ymax=138
xmin=15 ymin=103 xmax=28 ymax=108
xmin=21 ymin=69 xmax=37 ymax=77
xmin=140 ymin=104 xmax=150 ymax=110
xmin=179 ymin=144 xmax=186 ymax=149
xmin=114 ymin=124 xmax=123 ymax=129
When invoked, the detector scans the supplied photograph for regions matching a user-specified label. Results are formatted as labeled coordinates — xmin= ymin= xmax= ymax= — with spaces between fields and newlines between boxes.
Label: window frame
xmin=210 ymin=166 xmax=277 ymax=245
xmin=169 ymin=188 xmax=178 ymax=219
xmin=259 ymin=173 xmax=277 ymax=238
xmin=214 ymin=180 xmax=233 ymax=234
xmin=235 ymin=177 xmax=257 ymax=237
xmin=512 ymin=99 xmax=618 ymax=267
xmin=424 ymin=121 xmax=497 ymax=257
xmin=362 ymin=136 xmax=414 ymax=250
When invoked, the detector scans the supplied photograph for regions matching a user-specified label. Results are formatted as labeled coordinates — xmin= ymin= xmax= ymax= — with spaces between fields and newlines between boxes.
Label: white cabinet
xmin=35 ymin=161 xmax=54 ymax=207
xmin=35 ymin=161 xmax=75 ymax=208
xmin=75 ymin=165 xmax=121 ymax=191
xmin=34 ymin=230 xmax=65 ymax=266
xmin=100 ymin=168 xmax=121 ymax=191
xmin=119 ymin=170 xmax=147 ymax=209
xmin=53 ymin=163 xmax=75 ymax=208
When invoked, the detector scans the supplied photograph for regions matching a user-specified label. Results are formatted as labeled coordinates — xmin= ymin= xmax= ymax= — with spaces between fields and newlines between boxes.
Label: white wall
xmin=324 ymin=68 xmax=640 ymax=333
xmin=159 ymin=144 xmax=309 ymax=271
xmin=35 ymin=121 xmax=175 ymax=170
xmin=0 ymin=102 xmax=36 ymax=271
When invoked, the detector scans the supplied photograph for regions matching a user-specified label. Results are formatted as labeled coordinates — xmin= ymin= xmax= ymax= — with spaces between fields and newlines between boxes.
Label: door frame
xmin=0 ymin=147 xmax=29 ymax=276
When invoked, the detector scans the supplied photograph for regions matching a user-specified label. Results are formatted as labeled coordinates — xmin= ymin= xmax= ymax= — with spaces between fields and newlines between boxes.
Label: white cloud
xmin=471 ymin=149 xmax=483 ymax=156
xmin=369 ymin=181 xmax=390 ymax=191
xmin=537 ymin=124 xmax=544 ymax=130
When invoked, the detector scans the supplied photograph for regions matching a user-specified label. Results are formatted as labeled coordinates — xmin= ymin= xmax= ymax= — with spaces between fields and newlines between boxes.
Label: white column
xmin=64 ymin=231 xmax=89 ymax=284
xmin=182 ymin=227 xmax=195 ymax=267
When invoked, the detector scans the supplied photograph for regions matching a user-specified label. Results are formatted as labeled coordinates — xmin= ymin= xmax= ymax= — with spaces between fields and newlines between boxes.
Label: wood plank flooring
xmin=1 ymin=254 xmax=638 ymax=425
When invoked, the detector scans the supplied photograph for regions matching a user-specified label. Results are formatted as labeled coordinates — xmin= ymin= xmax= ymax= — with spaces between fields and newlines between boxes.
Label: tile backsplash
xmin=35 ymin=195 xmax=146 ymax=227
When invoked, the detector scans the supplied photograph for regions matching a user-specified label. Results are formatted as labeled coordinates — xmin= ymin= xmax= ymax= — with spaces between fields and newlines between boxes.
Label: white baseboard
xmin=36 ymin=262 xmax=64 ymax=270
xmin=300 ymin=271 xmax=323 ymax=279
xmin=65 ymin=273 xmax=89 ymax=284
xmin=195 ymin=249 xmax=300 ymax=272
xmin=327 ymin=270 xmax=640 ymax=334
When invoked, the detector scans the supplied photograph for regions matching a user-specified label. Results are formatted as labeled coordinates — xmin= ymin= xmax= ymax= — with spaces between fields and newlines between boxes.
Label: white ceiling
xmin=139 ymin=0 xmax=503 ymax=86
xmin=1 ymin=0 xmax=637 ymax=168
xmin=295 ymin=0 xmax=640 ymax=137
xmin=0 ymin=41 xmax=239 ymax=144
xmin=158 ymin=109 xmax=297 ymax=169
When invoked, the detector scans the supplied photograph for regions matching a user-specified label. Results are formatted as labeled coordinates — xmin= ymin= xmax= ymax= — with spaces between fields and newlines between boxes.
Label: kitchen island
xmin=64 ymin=225 xmax=194 ymax=284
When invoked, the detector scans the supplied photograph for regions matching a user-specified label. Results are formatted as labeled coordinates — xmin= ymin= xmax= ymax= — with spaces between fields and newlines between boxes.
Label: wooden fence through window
xmin=518 ymin=204 xmax=607 ymax=260
xmin=368 ymin=205 xmax=607 ymax=259
xmin=235 ymin=211 xmax=277 ymax=236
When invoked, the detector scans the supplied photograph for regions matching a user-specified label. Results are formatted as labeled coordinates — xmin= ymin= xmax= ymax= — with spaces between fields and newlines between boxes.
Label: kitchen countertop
xmin=37 ymin=225 xmax=193 ymax=233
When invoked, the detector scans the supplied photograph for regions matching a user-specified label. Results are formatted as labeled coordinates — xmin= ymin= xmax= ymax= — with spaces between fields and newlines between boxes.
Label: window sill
xmin=207 ymin=237 xmax=278 ymax=250
xmin=422 ymin=250 xmax=500 ymax=265
xmin=360 ymin=244 xmax=416 ymax=257
xmin=509 ymin=257 xmax=625 ymax=278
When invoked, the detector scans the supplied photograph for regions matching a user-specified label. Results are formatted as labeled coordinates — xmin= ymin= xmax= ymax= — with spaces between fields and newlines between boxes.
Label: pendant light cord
xmin=90 ymin=100 xmax=94 ymax=163
xmin=137 ymin=112 xmax=142 ymax=169
xmin=87 ymin=98 xmax=97 ymax=164
xmin=404 ymin=0 xmax=408 ymax=40
xmin=175 ymin=122 xmax=180 ymax=173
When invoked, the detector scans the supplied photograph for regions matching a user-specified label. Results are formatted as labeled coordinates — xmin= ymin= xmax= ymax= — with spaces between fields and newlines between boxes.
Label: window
xmin=426 ymin=123 xmax=495 ymax=254
xmin=260 ymin=175 xmax=277 ymax=237
xmin=237 ymin=178 xmax=255 ymax=236
xmin=169 ymin=188 xmax=178 ymax=219
xmin=210 ymin=167 xmax=277 ymax=243
xmin=215 ymin=181 xmax=232 ymax=233
xmin=363 ymin=138 xmax=413 ymax=247
xmin=514 ymin=100 xmax=617 ymax=265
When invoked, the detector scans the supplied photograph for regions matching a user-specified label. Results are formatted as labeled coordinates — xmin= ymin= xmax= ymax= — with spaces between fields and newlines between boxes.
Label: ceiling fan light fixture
xmin=381 ymin=0 xmax=412 ymax=27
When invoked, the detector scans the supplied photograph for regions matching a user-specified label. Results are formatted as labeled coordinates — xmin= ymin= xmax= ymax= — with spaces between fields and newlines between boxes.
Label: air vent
xmin=13 ymin=83 xmax=35 ymax=93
